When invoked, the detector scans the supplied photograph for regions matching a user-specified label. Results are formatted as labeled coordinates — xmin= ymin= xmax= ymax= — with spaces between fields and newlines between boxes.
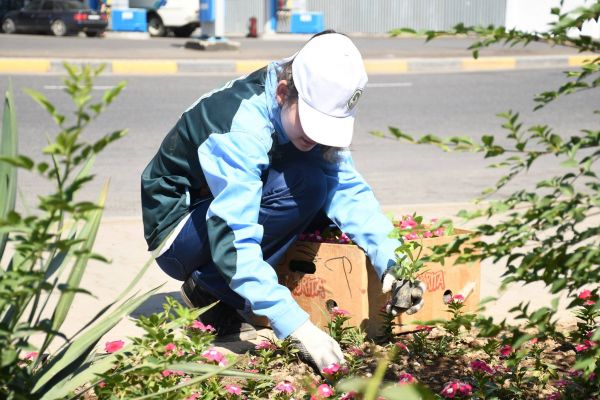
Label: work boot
xmin=180 ymin=275 xmax=257 ymax=342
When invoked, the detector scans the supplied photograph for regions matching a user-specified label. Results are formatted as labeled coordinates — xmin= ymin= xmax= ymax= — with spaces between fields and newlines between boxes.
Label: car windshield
xmin=57 ymin=1 xmax=87 ymax=10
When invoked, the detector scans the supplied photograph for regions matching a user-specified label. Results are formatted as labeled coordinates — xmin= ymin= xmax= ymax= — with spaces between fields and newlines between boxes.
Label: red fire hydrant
xmin=247 ymin=16 xmax=258 ymax=38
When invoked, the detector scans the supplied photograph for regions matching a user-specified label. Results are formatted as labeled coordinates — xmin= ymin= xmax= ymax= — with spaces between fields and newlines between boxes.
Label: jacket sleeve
xmin=320 ymin=150 xmax=401 ymax=280
xmin=197 ymin=131 xmax=309 ymax=339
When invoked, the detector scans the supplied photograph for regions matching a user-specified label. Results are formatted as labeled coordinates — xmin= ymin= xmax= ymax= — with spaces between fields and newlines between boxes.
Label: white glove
xmin=289 ymin=319 xmax=344 ymax=372
xmin=382 ymin=272 xmax=426 ymax=316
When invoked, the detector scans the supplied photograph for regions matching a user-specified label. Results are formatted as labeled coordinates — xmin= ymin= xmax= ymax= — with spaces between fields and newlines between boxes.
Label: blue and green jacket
xmin=141 ymin=62 xmax=399 ymax=338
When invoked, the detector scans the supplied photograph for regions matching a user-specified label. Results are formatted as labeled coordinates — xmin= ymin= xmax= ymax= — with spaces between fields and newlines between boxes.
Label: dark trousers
xmin=155 ymin=160 xmax=329 ymax=310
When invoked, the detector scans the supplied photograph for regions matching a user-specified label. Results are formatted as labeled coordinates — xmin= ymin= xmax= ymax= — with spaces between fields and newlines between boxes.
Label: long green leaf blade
xmin=32 ymin=285 xmax=162 ymax=394
xmin=0 ymin=80 xmax=18 ymax=260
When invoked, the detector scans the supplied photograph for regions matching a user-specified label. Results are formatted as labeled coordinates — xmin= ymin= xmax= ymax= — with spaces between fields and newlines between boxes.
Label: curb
xmin=0 ymin=54 xmax=595 ymax=75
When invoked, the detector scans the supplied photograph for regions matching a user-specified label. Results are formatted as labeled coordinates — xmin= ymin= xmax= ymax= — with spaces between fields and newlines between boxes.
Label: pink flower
xmin=275 ymin=381 xmax=295 ymax=394
xmin=164 ymin=343 xmax=177 ymax=353
xmin=584 ymin=300 xmax=596 ymax=306
xmin=423 ymin=231 xmax=433 ymax=238
xmin=255 ymin=340 xmax=277 ymax=351
xmin=23 ymin=352 xmax=38 ymax=360
xmin=162 ymin=369 xmax=185 ymax=377
xmin=224 ymin=384 xmax=242 ymax=395
xmin=202 ymin=348 xmax=227 ymax=366
xmin=395 ymin=342 xmax=409 ymax=352
xmin=398 ymin=372 xmax=415 ymax=384
xmin=530 ymin=338 xmax=539 ymax=344
xmin=451 ymin=294 xmax=465 ymax=303
xmin=331 ymin=307 xmax=350 ymax=317
xmin=404 ymin=232 xmax=419 ymax=241
xmin=317 ymin=383 xmax=334 ymax=397
xmin=441 ymin=381 xmax=472 ymax=398
xmin=322 ymin=362 xmax=341 ymax=375
xmin=499 ymin=344 xmax=512 ymax=357
xmin=400 ymin=216 xmax=417 ymax=229
xmin=348 ymin=347 xmax=365 ymax=357
xmin=415 ymin=325 xmax=433 ymax=332
xmin=553 ymin=379 xmax=569 ymax=388
xmin=97 ymin=381 xmax=106 ymax=388
xmin=575 ymin=340 xmax=597 ymax=353
xmin=578 ymin=289 xmax=592 ymax=300
xmin=470 ymin=359 xmax=494 ymax=374
xmin=546 ymin=393 xmax=561 ymax=400
xmin=433 ymin=227 xmax=445 ymax=237
xmin=104 ymin=340 xmax=124 ymax=353
xmin=340 ymin=392 xmax=357 ymax=400
xmin=190 ymin=320 xmax=215 ymax=333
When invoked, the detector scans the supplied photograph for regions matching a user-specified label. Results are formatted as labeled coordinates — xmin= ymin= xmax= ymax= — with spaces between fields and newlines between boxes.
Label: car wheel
xmin=2 ymin=18 xmax=16 ymax=34
xmin=50 ymin=19 xmax=67 ymax=36
xmin=147 ymin=15 xmax=165 ymax=37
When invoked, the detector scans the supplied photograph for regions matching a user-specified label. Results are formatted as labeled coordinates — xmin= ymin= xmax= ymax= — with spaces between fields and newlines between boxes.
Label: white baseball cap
xmin=292 ymin=33 xmax=368 ymax=148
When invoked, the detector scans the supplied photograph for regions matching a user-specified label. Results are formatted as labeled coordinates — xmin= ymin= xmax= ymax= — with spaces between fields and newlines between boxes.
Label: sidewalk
xmin=0 ymin=34 xmax=595 ymax=75
xmin=66 ymin=201 xmax=587 ymax=355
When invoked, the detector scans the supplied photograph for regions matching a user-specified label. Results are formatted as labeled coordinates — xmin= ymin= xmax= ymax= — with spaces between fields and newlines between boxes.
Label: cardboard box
xmin=275 ymin=229 xmax=480 ymax=337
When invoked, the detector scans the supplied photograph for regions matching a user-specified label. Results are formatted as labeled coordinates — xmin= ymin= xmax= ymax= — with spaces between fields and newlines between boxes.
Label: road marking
xmin=367 ymin=82 xmax=412 ymax=88
xmin=43 ymin=85 xmax=121 ymax=90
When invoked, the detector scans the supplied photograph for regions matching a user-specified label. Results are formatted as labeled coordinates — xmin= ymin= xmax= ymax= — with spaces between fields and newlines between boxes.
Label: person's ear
xmin=276 ymin=80 xmax=289 ymax=106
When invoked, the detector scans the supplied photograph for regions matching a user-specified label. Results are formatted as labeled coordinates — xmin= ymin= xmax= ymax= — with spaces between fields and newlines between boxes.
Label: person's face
xmin=276 ymin=81 xmax=317 ymax=152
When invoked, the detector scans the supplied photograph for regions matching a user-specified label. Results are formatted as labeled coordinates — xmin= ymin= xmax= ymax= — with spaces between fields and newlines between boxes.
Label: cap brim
xmin=298 ymin=96 xmax=354 ymax=148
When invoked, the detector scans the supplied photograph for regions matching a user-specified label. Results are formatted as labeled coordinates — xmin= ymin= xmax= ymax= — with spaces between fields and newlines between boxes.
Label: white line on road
xmin=366 ymin=82 xmax=413 ymax=88
xmin=43 ymin=85 xmax=121 ymax=90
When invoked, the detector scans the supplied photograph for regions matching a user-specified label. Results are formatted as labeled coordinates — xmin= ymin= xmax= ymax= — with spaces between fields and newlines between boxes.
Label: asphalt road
xmin=1 ymin=68 xmax=598 ymax=217
xmin=0 ymin=33 xmax=584 ymax=60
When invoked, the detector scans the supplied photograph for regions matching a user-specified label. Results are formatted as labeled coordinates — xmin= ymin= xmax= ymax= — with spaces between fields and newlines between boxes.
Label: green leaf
xmin=560 ymin=158 xmax=578 ymax=168
xmin=33 ymin=284 xmax=162 ymax=395
xmin=38 ymin=181 xmax=109 ymax=356
xmin=0 ymin=81 xmax=18 ymax=259
xmin=23 ymin=88 xmax=66 ymax=126
xmin=0 ymin=155 xmax=34 ymax=170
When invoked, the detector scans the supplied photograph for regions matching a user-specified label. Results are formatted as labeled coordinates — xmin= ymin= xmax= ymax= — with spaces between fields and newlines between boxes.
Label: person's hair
xmin=276 ymin=29 xmax=345 ymax=163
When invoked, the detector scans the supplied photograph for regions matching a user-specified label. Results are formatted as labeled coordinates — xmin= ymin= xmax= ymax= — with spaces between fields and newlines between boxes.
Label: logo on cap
xmin=347 ymin=89 xmax=363 ymax=111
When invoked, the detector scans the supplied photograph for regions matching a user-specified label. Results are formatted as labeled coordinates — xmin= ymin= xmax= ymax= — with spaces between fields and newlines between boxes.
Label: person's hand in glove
xmin=382 ymin=270 xmax=426 ymax=315
xmin=289 ymin=319 xmax=344 ymax=372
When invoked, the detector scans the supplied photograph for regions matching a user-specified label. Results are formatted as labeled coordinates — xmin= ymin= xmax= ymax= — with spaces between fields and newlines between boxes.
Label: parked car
xmin=0 ymin=0 xmax=26 ymax=23
xmin=1 ymin=0 xmax=108 ymax=36
xmin=128 ymin=0 xmax=199 ymax=37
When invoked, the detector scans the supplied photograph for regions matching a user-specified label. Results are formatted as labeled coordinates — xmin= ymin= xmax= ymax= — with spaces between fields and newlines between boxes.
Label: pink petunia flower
xmin=451 ymin=294 xmax=465 ymax=303
xmin=224 ymin=384 xmax=242 ymax=395
xmin=348 ymin=346 xmax=365 ymax=357
xmin=190 ymin=320 xmax=215 ymax=333
xmin=441 ymin=381 xmax=472 ymax=398
xmin=162 ymin=369 xmax=185 ymax=377
xmin=530 ymin=338 xmax=539 ymax=344
xmin=339 ymin=391 xmax=357 ymax=400
xmin=164 ymin=343 xmax=176 ymax=353
xmin=23 ymin=352 xmax=38 ymax=360
xmin=400 ymin=217 xmax=417 ymax=229
xmin=317 ymin=383 xmax=334 ymax=397
xmin=415 ymin=325 xmax=433 ymax=332
xmin=104 ymin=340 xmax=124 ymax=353
xmin=395 ymin=342 xmax=409 ymax=352
xmin=423 ymin=231 xmax=433 ymax=238
xmin=584 ymin=300 xmax=596 ymax=306
xmin=330 ymin=307 xmax=350 ymax=317
xmin=433 ymin=227 xmax=445 ymax=237
xmin=275 ymin=381 xmax=295 ymax=394
xmin=255 ymin=340 xmax=277 ymax=351
xmin=499 ymin=344 xmax=513 ymax=357
xmin=202 ymin=348 xmax=227 ymax=366
xmin=404 ymin=232 xmax=419 ymax=241
xmin=578 ymin=289 xmax=592 ymax=300
xmin=398 ymin=372 xmax=416 ymax=384
xmin=97 ymin=381 xmax=106 ymax=388
xmin=470 ymin=359 xmax=494 ymax=374
xmin=322 ymin=362 xmax=341 ymax=375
